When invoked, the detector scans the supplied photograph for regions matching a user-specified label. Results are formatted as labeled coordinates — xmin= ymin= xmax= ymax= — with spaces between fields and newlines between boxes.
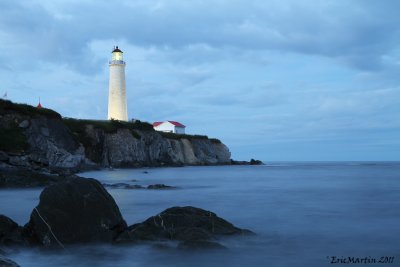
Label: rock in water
xmin=0 ymin=215 xmax=25 ymax=247
xmin=249 ymin=158 xmax=263 ymax=165
xmin=24 ymin=177 xmax=127 ymax=248
xmin=146 ymin=184 xmax=175 ymax=190
xmin=123 ymin=206 xmax=252 ymax=242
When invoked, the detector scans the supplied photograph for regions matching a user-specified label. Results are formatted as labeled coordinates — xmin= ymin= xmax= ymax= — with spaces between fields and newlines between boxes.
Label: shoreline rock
xmin=117 ymin=206 xmax=253 ymax=248
xmin=0 ymin=168 xmax=79 ymax=188
xmin=0 ymin=216 xmax=26 ymax=248
xmin=23 ymin=177 xmax=127 ymax=248
xmin=231 ymin=158 xmax=264 ymax=165
xmin=102 ymin=183 xmax=177 ymax=190
xmin=1 ymin=178 xmax=253 ymax=251
xmin=146 ymin=184 xmax=176 ymax=190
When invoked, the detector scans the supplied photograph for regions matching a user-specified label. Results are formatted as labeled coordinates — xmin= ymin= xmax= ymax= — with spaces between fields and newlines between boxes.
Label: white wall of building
xmin=154 ymin=121 xmax=185 ymax=134
xmin=175 ymin=126 xmax=185 ymax=134
xmin=108 ymin=61 xmax=128 ymax=121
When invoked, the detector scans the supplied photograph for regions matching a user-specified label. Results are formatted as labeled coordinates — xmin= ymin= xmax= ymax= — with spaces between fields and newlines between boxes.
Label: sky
xmin=0 ymin=0 xmax=399 ymax=161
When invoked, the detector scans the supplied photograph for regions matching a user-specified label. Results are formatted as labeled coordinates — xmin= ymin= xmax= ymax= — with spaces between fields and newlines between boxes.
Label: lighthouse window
xmin=113 ymin=52 xmax=123 ymax=61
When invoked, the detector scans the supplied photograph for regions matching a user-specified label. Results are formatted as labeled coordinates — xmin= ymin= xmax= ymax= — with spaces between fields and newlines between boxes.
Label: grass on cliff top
xmin=0 ymin=124 xmax=29 ymax=152
xmin=159 ymin=132 xmax=222 ymax=144
xmin=0 ymin=99 xmax=61 ymax=119
xmin=64 ymin=118 xmax=222 ymax=143
xmin=63 ymin=118 xmax=154 ymax=134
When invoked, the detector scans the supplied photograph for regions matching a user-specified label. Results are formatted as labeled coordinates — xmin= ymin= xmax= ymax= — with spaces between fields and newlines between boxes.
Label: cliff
xmin=0 ymin=100 xmax=231 ymax=175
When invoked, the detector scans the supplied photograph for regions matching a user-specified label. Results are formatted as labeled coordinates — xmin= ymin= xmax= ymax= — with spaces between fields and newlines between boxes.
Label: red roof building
xmin=153 ymin=121 xmax=186 ymax=134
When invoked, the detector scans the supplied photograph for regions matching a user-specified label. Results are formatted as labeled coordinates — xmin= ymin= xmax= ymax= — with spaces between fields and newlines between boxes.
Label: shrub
xmin=130 ymin=130 xmax=141 ymax=139
xmin=0 ymin=124 xmax=29 ymax=152
xmin=159 ymin=132 xmax=221 ymax=143
xmin=63 ymin=118 xmax=118 ymax=134
xmin=0 ymin=99 xmax=61 ymax=119
xmin=209 ymin=138 xmax=222 ymax=144
xmin=63 ymin=118 xmax=153 ymax=138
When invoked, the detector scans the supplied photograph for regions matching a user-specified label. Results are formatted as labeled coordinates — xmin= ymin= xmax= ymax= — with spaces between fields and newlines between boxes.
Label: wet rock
xmin=0 ymin=215 xmax=25 ymax=247
xmin=24 ymin=177 xmax=127 ymax=248
xmin=102 ymin=183 xmax=144 ymax=189
xmin=146 ymin=184 xmax=175 ymax=190
xmin=174 ymin=227 xmax=213 ymax=241
xmin=0 ymin=169 xmax=75 ymax=188
xmin=124 ymin=206 xmax=252 ymax=243
xmin=102 ymin=183 xmax=176 ymax=190
xmin=231 ymin=159 xmax=264 ymax=165
xmin=230 ymin=160 xmax=249 ymax=165
xmin=250 ymin=159 xmax=263 ymax=165
xmin=0 ymin=256 xmax=20 ymax=267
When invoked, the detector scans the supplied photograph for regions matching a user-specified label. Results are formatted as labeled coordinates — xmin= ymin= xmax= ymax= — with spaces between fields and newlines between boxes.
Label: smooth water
xmin=1 ymin=162 xmax=400 ymax=266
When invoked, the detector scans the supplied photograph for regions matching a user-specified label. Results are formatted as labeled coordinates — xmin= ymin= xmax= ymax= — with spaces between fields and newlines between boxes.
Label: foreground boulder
xmin=1 ymin=177 xmax=253 ymax=250
xmin=0 ymin=256 xmax=20 ymax=267
xmin=119 ymin=206 xmax=252 ymax=246
xmin=0 ymin=215 xmax=25 ymax=247
xmin=23 ymin=177 xmax=127 ymax=248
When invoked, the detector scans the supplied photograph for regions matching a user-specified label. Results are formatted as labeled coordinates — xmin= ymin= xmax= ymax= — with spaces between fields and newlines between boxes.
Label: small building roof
xmin=153 ymin=121 xmax=186 ymax=128
xmin=153 ymin=121 xmax=163 ymax=127
xmin=112 ymin=46 xmax=123 ymax=53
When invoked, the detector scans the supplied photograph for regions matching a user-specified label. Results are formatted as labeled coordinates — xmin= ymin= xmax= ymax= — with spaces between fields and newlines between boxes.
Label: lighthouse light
xmin=112 ymin=52 xmax=123 ymax=61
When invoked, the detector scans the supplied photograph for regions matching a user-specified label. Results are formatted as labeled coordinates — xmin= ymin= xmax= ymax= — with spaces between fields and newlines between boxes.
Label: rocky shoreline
xmin=0 ymin=100 xmax=259 ymax=265
xmin=1 ymin=99 xmax=262 ymax=189
xmin=0 ymin=160 xmax=262 ymax=189
xmin=0 ymin=177 xmax=253 ymax=266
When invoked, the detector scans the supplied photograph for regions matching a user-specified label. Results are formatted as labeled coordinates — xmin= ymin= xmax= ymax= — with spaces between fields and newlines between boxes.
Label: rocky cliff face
xmin=82 ymin=125 xmax=231 ymax=167
xmin=0 ymin=100 xmax=231 ymax=173
xmin=24 ymin=117 xmax=89 ymax=171
xmin=0 ymin=112 xmax=92 ymax=174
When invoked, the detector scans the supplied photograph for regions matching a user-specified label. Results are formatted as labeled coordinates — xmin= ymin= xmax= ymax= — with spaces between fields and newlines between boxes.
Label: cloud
xmin=1 ymin=0 xmax=400 ymax=160
xmin=2 ymin=0 xmax=400 ymax=72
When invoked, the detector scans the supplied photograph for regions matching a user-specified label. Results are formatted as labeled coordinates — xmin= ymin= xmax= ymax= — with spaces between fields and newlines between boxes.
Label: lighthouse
xmin=108 ymin=46 xmax=128 ymax=121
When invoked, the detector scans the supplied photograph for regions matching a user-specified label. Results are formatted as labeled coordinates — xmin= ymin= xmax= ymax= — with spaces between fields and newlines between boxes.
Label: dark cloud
xmin=2 ymin=0 xmax=400 ymax=73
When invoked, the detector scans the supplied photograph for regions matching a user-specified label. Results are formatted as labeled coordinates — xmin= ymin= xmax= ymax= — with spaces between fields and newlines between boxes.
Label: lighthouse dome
xmin=112 ymin=46 xmax=123 ymax=53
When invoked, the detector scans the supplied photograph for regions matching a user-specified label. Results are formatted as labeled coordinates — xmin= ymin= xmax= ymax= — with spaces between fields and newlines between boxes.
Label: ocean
xmin=1 ymin=162 xmax=400 ymax=267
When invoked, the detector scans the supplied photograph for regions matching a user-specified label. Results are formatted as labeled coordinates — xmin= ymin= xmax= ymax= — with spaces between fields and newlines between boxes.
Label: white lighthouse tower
xmin=108 ymin=46 xmax=128 ymax=121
